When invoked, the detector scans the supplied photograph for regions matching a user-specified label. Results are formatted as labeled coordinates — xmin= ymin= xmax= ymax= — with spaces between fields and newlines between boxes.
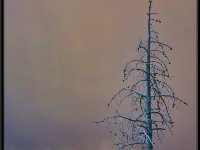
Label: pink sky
xmin=5 ymin=0 xmax=196 ymax=150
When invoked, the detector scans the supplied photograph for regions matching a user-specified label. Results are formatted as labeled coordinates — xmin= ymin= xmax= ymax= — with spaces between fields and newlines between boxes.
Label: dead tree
xmin=95 ymin=0 xmax=188 ymax=150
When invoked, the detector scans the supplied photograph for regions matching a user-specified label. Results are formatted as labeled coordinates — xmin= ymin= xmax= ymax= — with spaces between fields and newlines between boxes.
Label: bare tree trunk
xmin=146 ymin=0 xmax=152 ymax=150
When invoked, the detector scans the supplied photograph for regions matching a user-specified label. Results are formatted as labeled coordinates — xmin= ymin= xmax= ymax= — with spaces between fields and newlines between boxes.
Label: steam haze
xmin=5 ymin=0 xmax=196 ymax=150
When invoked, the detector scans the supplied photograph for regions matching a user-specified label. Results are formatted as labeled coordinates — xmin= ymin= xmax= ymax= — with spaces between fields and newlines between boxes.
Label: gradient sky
xmin=5 ymin=0 xmax=196 ymax=150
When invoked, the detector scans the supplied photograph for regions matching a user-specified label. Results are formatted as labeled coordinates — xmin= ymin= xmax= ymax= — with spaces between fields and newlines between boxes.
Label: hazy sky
xmin=5 ymin=0 xmax=196 ymax=150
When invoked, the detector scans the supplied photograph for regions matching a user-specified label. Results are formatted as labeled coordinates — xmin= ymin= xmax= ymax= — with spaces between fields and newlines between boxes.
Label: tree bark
xmin=146 ymin=0 xmax=153 ymax=150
